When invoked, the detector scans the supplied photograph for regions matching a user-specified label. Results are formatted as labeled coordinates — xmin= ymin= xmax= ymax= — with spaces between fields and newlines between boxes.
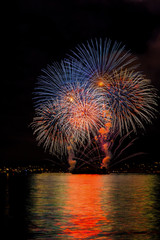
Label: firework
xmin=68 ymin=38 xmax=138 ymax=80
xmin=32 ymin=62 xmax=111 ymax=158
xmin=32 ymin=99 xmax=68 ymax=156
xmin=33 ymin=61 xmax=85 ymax=108
xmin=68 ymin=38 xmax=157 ymax=134
xmin=32 ymin=38 xmax=158 ymax=171
xmin=94 ymin=69 xmax=158 ymax=134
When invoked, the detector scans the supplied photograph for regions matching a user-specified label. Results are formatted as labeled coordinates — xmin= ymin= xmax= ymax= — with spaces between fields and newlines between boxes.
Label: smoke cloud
xmin=67 ymin=145 xmax=76 ymax=172
xmin=101 ymin=142 xmax=112 ymax=169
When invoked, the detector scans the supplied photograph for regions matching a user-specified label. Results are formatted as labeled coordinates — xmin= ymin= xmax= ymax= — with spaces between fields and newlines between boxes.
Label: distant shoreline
xmin=0 ymin=166 xmax=160 ymax=176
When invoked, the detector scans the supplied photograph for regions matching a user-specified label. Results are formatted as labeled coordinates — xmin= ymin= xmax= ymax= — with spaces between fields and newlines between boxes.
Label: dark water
xmin=1 ymin=173 xmax=160 ymax=239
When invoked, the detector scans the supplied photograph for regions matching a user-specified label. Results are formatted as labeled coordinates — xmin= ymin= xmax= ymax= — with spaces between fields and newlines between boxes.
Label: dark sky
xmin=2 ymin=0 xmax=160 ymax=166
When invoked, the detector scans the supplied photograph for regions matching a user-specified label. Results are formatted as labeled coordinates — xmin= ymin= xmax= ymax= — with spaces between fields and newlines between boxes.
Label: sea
xmin=1 ymin=173 xmax=160 ymax=239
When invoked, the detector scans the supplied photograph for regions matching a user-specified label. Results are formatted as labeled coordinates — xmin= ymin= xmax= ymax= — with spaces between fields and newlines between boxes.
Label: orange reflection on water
xmin=60 ymin=174 xmax=111 ymax=239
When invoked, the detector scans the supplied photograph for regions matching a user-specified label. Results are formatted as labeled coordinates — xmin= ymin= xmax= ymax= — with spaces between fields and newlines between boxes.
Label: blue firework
xmin=67 ymin=38 xmax=138 ymax=81
xmin=95 ymin=69 xmax=158 ymax=134
xmin=33 ymin=61 xmax=88 ymax=108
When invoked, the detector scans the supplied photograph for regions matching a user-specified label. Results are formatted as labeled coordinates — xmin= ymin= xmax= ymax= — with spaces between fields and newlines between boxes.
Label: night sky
xmin=3 ymin=0 xmax=160 ymax=167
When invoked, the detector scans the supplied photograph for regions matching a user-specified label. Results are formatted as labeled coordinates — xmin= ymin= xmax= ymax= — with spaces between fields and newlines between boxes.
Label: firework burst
xmin=32 ymin=62 xmax=111 ymax=158
xmin=68 ymin=38 xmax=138 ymax=80
xmin=31 ymin=99 xmax=68 ymax=157
xmin=32 ymin=38 xmax=158 ymax=171
xmin=93 ymin=69 xmax=158 ymax=134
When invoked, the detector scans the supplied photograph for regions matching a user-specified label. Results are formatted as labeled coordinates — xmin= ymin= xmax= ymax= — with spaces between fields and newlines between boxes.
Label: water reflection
xmin=1 ymin=174 xmax=160 ymax=239
xmin=60 ymin=175 xmax=111 ymax=239
xmin=27 ymin=173 xmax=160 ymax=239
xmin=100 ymin=174 xmax=160 ymax=238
